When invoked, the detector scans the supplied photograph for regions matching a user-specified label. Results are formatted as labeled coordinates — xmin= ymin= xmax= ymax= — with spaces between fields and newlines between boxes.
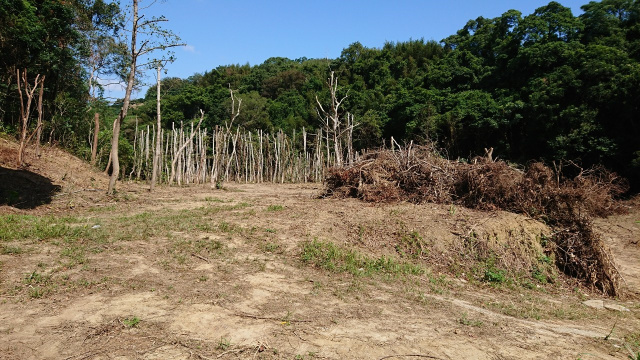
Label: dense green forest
xmin=1 ymin=0 xmax=639 ymax=189
xmin=0 ymin=0 xmax=124 ymax=158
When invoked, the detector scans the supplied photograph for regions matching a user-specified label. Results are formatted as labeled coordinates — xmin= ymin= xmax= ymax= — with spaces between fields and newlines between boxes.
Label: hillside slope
xmin=0 ymin=136 xmax=108 ymax=210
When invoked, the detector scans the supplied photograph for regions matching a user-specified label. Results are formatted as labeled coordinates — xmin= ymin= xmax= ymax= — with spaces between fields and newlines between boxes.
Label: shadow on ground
xmin=0 ymin=166 xmax=61 ymax=209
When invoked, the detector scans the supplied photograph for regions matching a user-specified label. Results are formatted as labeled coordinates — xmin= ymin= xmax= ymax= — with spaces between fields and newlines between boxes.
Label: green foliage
xmin=532 ymin=268 xmax=548 ymax=284
xmin=481 ymin=256 xmax=507 ymax=284
xmin=122 ymin=317 xmax=140 ymax=328
xmin=0 ymin=0 xmax=123 ymax=155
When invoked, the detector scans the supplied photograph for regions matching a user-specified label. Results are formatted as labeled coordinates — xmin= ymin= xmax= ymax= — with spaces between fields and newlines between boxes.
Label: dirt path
xmin=1 ymin=183 xmax=639 ymax=359
xmin=593 ymin=199 xmax=640 ymax=297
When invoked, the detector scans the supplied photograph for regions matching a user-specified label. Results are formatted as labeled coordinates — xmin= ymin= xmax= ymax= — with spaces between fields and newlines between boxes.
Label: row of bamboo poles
xmin=128 ymin=122 xmax=358 ymax=185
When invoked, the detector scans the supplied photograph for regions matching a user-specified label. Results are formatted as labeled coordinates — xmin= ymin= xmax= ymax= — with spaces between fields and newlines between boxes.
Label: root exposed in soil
xmin=324 ymin=145 xmax=629 ymax=296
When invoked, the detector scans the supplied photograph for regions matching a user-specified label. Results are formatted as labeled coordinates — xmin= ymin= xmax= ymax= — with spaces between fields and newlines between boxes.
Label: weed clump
xmin=324 ymin=145 xmax=628 ymax=296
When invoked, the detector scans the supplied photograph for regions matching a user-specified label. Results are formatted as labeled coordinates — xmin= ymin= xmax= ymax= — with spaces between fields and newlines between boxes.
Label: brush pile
xmin=324 ymin=144 xmax=628 ymax=296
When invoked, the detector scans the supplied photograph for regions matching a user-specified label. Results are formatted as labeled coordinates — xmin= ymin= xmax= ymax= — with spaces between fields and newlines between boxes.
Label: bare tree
xmin=107 ymin=0 xmax=183 ymax=194
xmin=16 ymin=69 xmax=45 ymax=167
xmin=315 ymin=71 xmax=356 ymax=167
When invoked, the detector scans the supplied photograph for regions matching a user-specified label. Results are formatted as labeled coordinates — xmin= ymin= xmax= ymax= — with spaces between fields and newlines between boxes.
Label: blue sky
xmin=106 ymin=0 xmax=590 ymax=99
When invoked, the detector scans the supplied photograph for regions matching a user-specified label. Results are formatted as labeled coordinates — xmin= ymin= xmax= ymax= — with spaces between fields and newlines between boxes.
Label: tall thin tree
xmin=107 ymin=0 xmax=183 ymax=194
xmin=150 ymin=62 xmax=163 ymax=191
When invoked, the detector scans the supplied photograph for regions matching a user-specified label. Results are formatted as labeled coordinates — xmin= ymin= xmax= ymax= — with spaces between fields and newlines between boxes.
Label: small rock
xmin=582 ymin=300 xmax=605 ymax=309
xmin=604 ymin=303 xmax=630 ymax=312
xmin=91 ymin=224 xmax=101 ymax=229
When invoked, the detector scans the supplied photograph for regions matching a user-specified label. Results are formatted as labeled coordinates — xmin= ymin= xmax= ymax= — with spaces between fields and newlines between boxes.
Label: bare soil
xmin=1 ymin=140 xmax=639 ymax=359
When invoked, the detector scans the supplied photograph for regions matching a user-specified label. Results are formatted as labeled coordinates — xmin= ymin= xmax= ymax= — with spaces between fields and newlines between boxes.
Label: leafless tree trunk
xmin=35 ymin=77 xmax=45 ymax=157
xmin=169 ymin=110 xmax=204 ymax=185
xmin=91 ymin=113 xmax=100 ymax=165
xmin=228 ymin=86 xmax=242 ymax=130
xmin=104 ymin=119 xmax=117 ymax=174
xmin=150 ymin=63 xmax=162 ymax=191
xmin=344 ymin=112 xmax=355 ymax=166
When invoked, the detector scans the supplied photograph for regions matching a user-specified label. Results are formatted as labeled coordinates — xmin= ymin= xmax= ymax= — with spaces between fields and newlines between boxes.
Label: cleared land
xmin=1 ymin=139 xmax=639 ymax=359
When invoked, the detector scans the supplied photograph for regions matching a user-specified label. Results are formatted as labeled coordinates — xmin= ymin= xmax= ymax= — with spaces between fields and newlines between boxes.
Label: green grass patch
xmin=625 ymin=332 xmax=640 ymax=360
xmin=266 ymin=204 xmax=284 ymax=212
xmin=532 ymin=268 xmax=548 ymax=284
xmin=0 ymin=203 xmax=257 ymax=247
xmin=626 ymin=332 xmax=640 ymax=348
xmin=0 ymin=214 xmax=90 ymax=242
xmin=1 ymin=244 xmax=23 ymax=254
xmin=427 ymin=273 xmax=451 ymax=294
xmin=23 ymin=271 xmax=53 ymax=298
xmin=301 ymin=239 xmax=424 ymax=277
xmin=23 ymin=271 xmax=50 ymax=285
xmin=29 ymin=286 xmax=48 ymax=298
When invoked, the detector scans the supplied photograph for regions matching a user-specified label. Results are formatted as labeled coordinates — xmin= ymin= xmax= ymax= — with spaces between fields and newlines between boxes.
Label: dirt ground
xmin=1 ymin=140 xmax=639 ymax=360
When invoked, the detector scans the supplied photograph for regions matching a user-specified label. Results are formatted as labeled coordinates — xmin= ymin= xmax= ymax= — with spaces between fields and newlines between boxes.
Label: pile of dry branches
xmin=325 ymin=144 xmax=461 ymax=204
xmin=324 ymin=145 xmax=628 ymax=296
